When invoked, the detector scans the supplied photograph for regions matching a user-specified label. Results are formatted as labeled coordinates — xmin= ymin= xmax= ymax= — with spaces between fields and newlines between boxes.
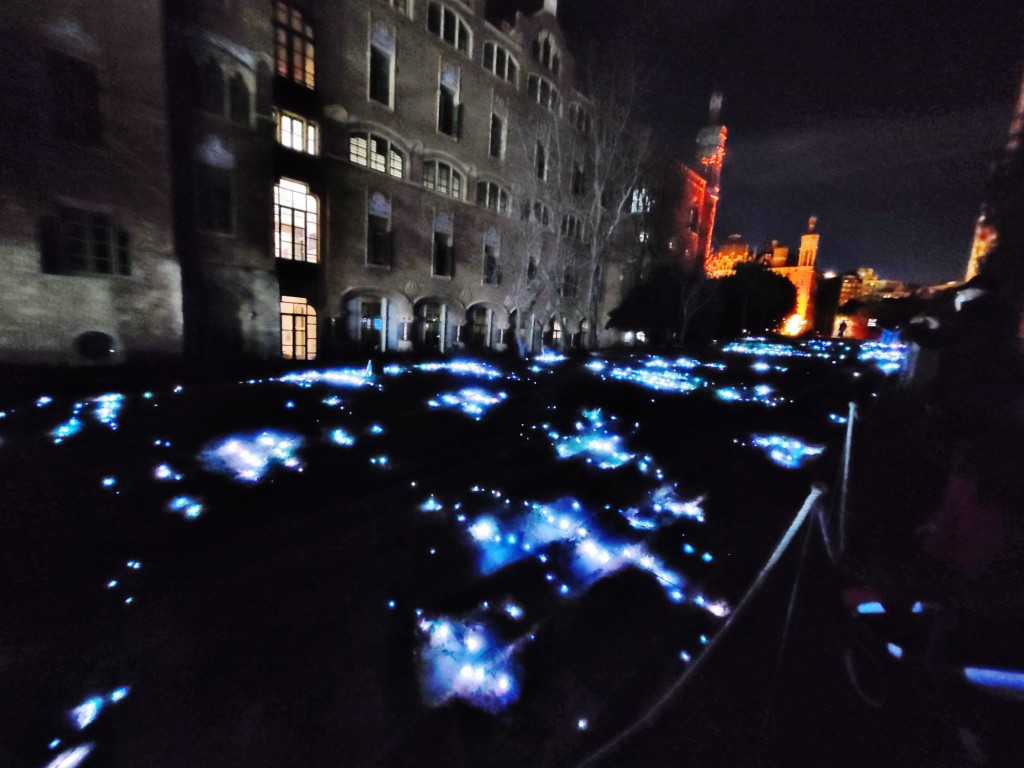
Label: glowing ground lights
xmin=417 ymin=613 xmax=522 ymax=713
xmin=749 ymin=434 xmax=824 ymax=469
xmin=199 ymin=430 xmax=304 ymax=482
xmin=858 ymin=341 xmax=908 ymax=375
xmin=551 ymin=409 xmax=635 ymax=469
xmin=428 ymin=388 xmax=508 ymax=419
xmin=68 ymin=687 xmax=130 ymax=730
xmin=415 ymin=359 xmax=503 ymax=380
xmin=277 ymin=368 xmax=373 ymax=389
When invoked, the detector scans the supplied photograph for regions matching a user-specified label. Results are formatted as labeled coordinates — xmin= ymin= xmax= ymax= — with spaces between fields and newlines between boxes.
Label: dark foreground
xmin=1 ymin=343 xmax=1018 ymax=767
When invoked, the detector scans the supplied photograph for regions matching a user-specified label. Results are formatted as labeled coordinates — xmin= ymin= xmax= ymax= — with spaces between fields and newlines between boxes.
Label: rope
xmin=573 ymin=484 xmax=827 ymax=768
xmin=837 ymin=401 xmax=857 ymax=556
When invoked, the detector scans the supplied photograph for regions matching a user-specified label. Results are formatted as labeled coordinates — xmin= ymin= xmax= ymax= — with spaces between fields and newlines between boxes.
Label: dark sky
xmin=492 ymin=0 xmax=1023 ymax=283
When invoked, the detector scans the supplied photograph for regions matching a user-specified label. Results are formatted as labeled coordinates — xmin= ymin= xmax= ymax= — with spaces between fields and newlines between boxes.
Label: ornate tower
xmin=696 ymin=92 xmax=727 ymax=266
xmin=798 ymin=216 xmax=819 ymax=267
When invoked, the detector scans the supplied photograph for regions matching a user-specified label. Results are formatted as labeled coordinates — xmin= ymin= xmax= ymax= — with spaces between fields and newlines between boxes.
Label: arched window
xmin=426 ymin=3 xmax=471 ymax=54
xmin=274 ymin=178 xmax=319 ymax=263
xmin=527 ymin=75 xmax=558 ymax=111
xmin=423 ymin=160 xmax=464 ymax=199
xmin=561 ymin=214 xmax=583 ymax=243
xmin=349 ymin=132 xmax=405 ymax=178
xmin=199 ymin=60 xmax=225 ymax=114
xmin=281 ymin=296 xmax=317 ymax=360
xmin=476 ymin=181 xmax=510 ymax=215
xmin=229 ymin=73 xmax=250 ymax=124
xmin=534 ymin=31 xmax=560 ymax=75
xmin=273 ymin=0 xmax=315 ymax=88
xmin=483 ymin=42 xmax=518 ymax=85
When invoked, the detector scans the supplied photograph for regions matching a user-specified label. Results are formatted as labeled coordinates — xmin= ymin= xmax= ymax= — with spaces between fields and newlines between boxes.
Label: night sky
xmin=493 ymin=0 xmax=1023 ymax=284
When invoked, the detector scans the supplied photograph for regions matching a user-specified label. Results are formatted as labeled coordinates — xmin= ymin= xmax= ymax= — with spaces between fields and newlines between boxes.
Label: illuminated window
xmin=276 ymin=111 xmax=319 ymax=154
xmin=483 ymin=42 xmax=518 ymax=85
xmin=273 ymin=1 xmax=315 ymax=88
xmin=274 ymin=178 xmax=318 ymax=263
xmin=532 ymin=31 xmax=560 ymax=75
xmin=527 ymin=75 xmax=558 ymax=111
xmin=489 ymin=113 xmax=506 ymax=159
xmin=280 ymin=296 xmax=317 ymax=360
xmin=426 ymin=3 xmax=471 ymax=54
xmin=631 ymin=189 xmax=652 ymax=214
xmin=423 ymin=160 xmax=463 ymax=198
xmin=476 ymin=181 xmax=510 ymax=215
xmin=349 ymin=132 xmax=405 ymax=178
xmin=47 ymin=51 xmax=101 ymax=146
xmin=41 ymin=207 xmax=130 ymax=276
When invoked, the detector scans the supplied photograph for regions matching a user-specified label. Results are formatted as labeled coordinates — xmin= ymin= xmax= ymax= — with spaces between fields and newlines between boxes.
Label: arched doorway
xmin=340 ymin=289 xmax=412 ymax=353
xmin=414 ymin=297 xmax=463 ymax=353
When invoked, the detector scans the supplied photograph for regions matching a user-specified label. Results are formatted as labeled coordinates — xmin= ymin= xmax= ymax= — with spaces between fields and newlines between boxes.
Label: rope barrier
xmin=573 ymin=484 xmax=827 ymax=768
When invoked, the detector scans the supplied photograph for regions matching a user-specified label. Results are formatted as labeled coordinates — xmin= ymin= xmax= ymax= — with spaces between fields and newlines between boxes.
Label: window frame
xmin=482 ymin=42 xmax=518 ymax=85
xmin=482 ymin=242 xmax=502 ymax=286
xmin=273 ymin=0 xmax=316 ymax=89
xmin=280 ymin=295 xmax=318 ymax=360
xmin=274 ymin=177 xmax=319 ymax=263
xmin=527 ymin=74 xmax=559 ymax=111
xmin=47 ymin=50 xmax=103 ymax=146
xmin=426 ymin=3 xmax=472 ymax=55
xmin=488 ymin=112 xmax=506 ymax=160
xmin=423 ymin=160 xmax=464 ymax=199
xmin=368 ymin=26 xmax=395 ymax=107
xmin=432 ymin=230 xmax=455 ymax=278
xmin=475 ymin=181 xmax=510 ymax=215
xmin=349 ymin=131 xmax=406 ymax=178
xmin=276 ymin=110 xmax=320 ymax=155
xmin=195 ymin=163 xmax=234 ymax=235
xmin=42 ymin=206 xmax=130 ymax=277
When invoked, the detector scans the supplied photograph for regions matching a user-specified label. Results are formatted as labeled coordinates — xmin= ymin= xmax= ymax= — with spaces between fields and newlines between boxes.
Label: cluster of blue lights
xmin=551 ymin=409 xmax=635 ymax=469
xmin=620 ymin=484 xmax=705 ymax=530
xmin=714 ymin=384 xmax=783 ymax=407
xmin=428 ymin=388 xmax=508 ymax=420
xmin=277 ymin=368 xmax=373 ymax=389
xmin=531 ymin=351 xmax=567 ymax=365
xmin=49 ymin=393 xmax=124 ymax=443
xmin=327 ymin=428 xmax=355 ymax=447
xmin=858 ymin=341 xmax=908 ymax=375
xmin=723 ymin=339 xmax=810 ymax=358
xmin=153 ymin=463 xmax=183 ymax=481
xmin=68 ymin=686 xmax=130 ymax=730
xmin=749 ymin=434 xmax=825 ymax=469
xmin=420 ymin=496 xmax=444 ymax=513
xmin=417 ymin=613 xmax=522 ymax=713
xmin=415 ymin=359 xmax=503 ymax=380
xmin=588 ymin=357 xmax=706 ymax=394
xmin=167 ymin=495 xmax=204 ymax=520
xmin=199 ymin=430 xmax=304 ymax=482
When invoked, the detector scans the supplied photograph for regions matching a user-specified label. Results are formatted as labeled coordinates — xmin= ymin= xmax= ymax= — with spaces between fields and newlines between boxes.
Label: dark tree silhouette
xmin=717 ymin=262 xmax=796 ymax=336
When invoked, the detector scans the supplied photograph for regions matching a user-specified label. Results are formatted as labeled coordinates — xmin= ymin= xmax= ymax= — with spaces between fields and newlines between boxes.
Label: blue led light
xmin=963 ymin=666 xmax=1024 ymax=692
xmin=856 ymin=601 xmax=885 ymax=615
xmin=43 ymin=743 xmax=94 ymax=768
xmin=859 ymin=341 xmax=908 ymax=375
xmin=415 ymin=359 xmax=503 ymax=380
xmin=37 ymin=396 xmax=53 ymax=407
xmin=369 ymin=424 xmax=384 ymax=434
xmin=48 ymin=738 xmax=61 ymax=749
xmin=153 ymin=464 xmax=183 ymax=481
xmin=420 ymin=496 xmax=444 ymax=513
xmin=327 ymin=428 xmax=355 ymax=447
xmin=532 ymin=352 xmax=567 ymax=365
xmin=504 ymin=603 xmax=524 ymax=620
xmin=168 ymin=495 xmax=204 ymax=520
xmin=552 ymin=409 xmax=635 ymax=469
xmin=887 ymin=643 xmax=903 ymax=659
xmin=577 ymin=718 xmax=589 ymax=731
xmin=200 ymin=430 xmax=304 ymax=483
xmin=750 ymin=434 xmax=824 ymax=469
xmin=101 ymin=477 xmax=116 ymax=488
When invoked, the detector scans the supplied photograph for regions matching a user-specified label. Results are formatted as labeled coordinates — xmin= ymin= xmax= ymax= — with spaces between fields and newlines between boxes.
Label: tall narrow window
xmin=367 ymin=193 xmax=393 ymax=267
xmin=199 ymin=60 xmax=225 ymax=114
xmin=481 ymin=243 xmax=501 ymax=286
xmin=274 ymin=178 xmax=318 ymax=263
xmin=47 ymin=51 xmax=102 ymax=146
xmin=476 ymin=181 xmax=510 ymax=215
xmin=527 ymin=75 xmax=558 ymax=111
xmin=482 ymin=42 xmax=517 ymax=84
xmin=273 ymin=1 xmax=315 ymax=88
xmin=369 ymin=23 xmax=395 ymax=106
xmin=433 ymin=214 xmax=455 ymax=278
xmin=277 ymin=111 xmax=319 ymax=155
xmin=572 ymin=162 xmax=585 ymax=195
xmin=535 ymin=142 xmax=547 ymax=180
xmin=229 ymin=74 xmax=250 ymax=124
xmin=281 ymin=296 xmax=317 ymax=360
xmin=196 ymin=164 xmax=233 ymax=234
xmin=489 ymin=113 xmax=505 ymax=159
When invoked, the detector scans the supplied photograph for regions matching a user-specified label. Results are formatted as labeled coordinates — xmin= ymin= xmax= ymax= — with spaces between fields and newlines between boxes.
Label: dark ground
xmin=1 ymin=346 xmax=1019 ymax=767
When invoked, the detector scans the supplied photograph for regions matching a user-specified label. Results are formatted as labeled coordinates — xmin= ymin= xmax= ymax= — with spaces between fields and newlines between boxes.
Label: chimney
xmin=542 ymin=0 xmax=558 ymax=16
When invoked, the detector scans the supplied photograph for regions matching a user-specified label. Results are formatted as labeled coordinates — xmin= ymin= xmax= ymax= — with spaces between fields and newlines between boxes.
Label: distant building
xmin=705 ymin=234 xmax=751 ymax=278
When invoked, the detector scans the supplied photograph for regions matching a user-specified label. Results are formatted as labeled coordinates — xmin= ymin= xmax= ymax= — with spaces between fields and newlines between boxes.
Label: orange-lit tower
xmin=965 ymin=69 xmax=1024 ymax=281
xmin=696 ymin=92 xmax=727 ymax=267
